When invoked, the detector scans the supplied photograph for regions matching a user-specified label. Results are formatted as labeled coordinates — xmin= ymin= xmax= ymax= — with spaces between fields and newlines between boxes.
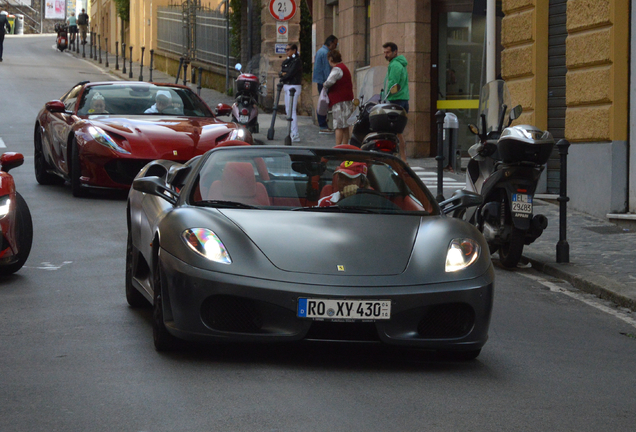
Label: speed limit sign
xmin=269 ymin=0 xmax=297 ymax=22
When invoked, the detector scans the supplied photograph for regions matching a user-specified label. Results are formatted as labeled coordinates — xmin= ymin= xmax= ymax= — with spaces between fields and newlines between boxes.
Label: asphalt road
xmin=1 ymin=35 xmax=636 ymax=432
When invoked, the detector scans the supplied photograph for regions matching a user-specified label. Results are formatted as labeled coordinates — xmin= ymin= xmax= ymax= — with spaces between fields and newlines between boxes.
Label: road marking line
xmin=518 ymin=272 xmax=636 ymax=329
xmin=0 ymin=138 xmax=5 ymax=148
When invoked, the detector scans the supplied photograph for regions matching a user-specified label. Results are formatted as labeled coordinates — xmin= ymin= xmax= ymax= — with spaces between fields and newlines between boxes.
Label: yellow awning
xmin=436 ymin=100 xmax=480 ymax=110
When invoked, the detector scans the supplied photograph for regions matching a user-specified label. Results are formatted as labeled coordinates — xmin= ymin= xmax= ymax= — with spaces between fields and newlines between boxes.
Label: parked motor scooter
xmin=346 ymin=66 xmax=407 ymax=156
xmin=442 ymin=79 xmax=554 ymax=268
xmin=55 ymin=23 xmax=68 ymax=52
xmin=228 ymin=55 xmax=268 ymax=135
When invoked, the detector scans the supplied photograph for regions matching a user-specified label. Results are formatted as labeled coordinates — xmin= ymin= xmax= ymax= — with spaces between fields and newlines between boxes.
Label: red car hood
xmin=87 ymin=116 xmax=236 ymax=160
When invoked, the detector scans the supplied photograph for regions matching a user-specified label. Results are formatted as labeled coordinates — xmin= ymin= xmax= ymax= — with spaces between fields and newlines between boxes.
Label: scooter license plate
xmin=239 ymin=115 xmax=249 ymax=123
xmin=512 ymin=193 xmax=533 ymax=215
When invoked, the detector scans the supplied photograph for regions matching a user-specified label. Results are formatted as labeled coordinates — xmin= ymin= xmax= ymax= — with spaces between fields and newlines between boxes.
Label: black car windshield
xmin=76 ymin=84 xmax=214 ymax=117
xmin=189 ymin=147 xmax=439 ymax=216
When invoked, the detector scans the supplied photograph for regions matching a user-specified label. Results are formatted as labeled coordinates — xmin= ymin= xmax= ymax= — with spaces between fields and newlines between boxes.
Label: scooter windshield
xmin=478 ymin=80 xmax=511 ymax=134
xmin=357 ymin=66 xmax=388 ymax=104
xmin=347 ymin=66 xmax=388 ymax=125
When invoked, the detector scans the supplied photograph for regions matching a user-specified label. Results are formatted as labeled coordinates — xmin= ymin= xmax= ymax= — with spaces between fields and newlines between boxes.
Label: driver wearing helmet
xmin=318 ymin=161 xmax=369 ymax=207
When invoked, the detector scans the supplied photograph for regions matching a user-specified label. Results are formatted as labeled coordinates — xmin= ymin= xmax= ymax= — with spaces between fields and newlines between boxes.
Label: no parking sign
xmin=276 ymin=22 xmax=289 ymax=42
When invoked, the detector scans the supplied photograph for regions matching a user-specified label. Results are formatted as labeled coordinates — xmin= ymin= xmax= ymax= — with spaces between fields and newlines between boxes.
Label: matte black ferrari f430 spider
xmin=126 ymin=145 xmax=492 ymax=359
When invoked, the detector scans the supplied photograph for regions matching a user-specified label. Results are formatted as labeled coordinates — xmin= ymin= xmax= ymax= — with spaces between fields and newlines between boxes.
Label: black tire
xmin=71 ymin=139 xmax=88 ymax=197
xmin=125 ymin=229 xmax=148 ymax=308
xmin=0 ymin=193 xmax=33 ymax=276
xmin=499 ymin=227 xmax=525 ymax=268
xmin=152 ymin=256 xmax=181 ymax=351
xmin=34 ymin=126 xmax=64 ymax=185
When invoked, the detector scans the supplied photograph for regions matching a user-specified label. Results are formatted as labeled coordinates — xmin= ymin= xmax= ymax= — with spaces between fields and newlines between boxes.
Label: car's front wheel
xmin=34 ymin=126 xmax=64 ymax=185
xmin=152 ymin=255 xmax=181 ymax=351
xmin=71 ymin=139 xmax=88 ymax=197
xmin=0 ymin=193 xmax=33 ymax=276
xmin=125 ymin=229 xmax=148 ymax=308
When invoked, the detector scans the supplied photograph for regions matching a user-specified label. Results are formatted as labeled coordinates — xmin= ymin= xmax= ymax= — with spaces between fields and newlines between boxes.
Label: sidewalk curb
xmin=525 ymin=253 xmax=636 ymax=311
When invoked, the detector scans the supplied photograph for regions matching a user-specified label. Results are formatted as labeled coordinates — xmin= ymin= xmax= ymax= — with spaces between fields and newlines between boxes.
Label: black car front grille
xmin=417 ymin=303 xmax=475 ymax=339
xmin=104 ymin=159 xmax=153 ymax=185
xmin=201 ymin=295 xmax=264 ymax=333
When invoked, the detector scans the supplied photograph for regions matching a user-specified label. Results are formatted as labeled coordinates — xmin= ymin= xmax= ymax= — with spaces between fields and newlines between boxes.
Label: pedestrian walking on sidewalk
xmin=0 ymin=11 xmax=11 ymax=62
xmin=382 ymin=42 xmax=410 ymax=162
xmin=77 ymin=9 xmax=89 ymax=44
xmin=322 ymin=50 xmax=354 ymax=146
xmin=279 ymin=43 xmax=302 ymax=143
xmin=67 ymin=12 xmax=78 ymax=49
xmin=313 ymin=35 xmax=338 ymax=134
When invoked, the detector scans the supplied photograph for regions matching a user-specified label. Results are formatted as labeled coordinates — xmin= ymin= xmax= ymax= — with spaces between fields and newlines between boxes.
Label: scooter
xmin=346 ymin=66 xmax=407 ymax=156
xmin=55 ymin=23 xmax=68 ymax=52
xmin=230 ymin=55 xmax=268 ymax=134
xmin=444 ymin=80 xmax=555 ymax=268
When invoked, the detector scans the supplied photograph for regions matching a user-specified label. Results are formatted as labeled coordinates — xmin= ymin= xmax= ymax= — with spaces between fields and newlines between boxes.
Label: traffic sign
xmin=269 ymin=0 xmax=297 ymax=22
xmin=276 ymin=21 xmax=289 ymax=42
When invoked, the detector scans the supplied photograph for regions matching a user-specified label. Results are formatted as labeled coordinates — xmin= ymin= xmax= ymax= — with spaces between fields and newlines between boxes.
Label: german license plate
xmin=512 ymin=193 xmax=533 ymax=214
xmin=297 ymin=298 xmax=391 ymax=320
xmin=239 ymin=115 xmax=249 ymax=123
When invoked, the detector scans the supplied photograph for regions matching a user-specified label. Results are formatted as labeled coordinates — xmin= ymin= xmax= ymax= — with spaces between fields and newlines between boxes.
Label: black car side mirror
xmin=132 ymin=177 xmax=179 ymax=205
xmin=439 ymin=190 xmax=483 ymax=215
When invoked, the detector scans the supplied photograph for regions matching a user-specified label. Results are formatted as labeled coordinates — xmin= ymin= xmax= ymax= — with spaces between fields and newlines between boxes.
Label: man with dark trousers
xmin=0 ymin=11 xmax=11 ymax=62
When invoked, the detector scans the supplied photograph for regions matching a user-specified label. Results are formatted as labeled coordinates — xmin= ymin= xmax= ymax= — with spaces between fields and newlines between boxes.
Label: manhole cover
xmin=584 ymin=225 xmax=632 ymax=235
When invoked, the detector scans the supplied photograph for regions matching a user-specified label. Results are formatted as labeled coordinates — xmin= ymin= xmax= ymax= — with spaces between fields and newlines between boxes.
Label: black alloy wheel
xmin=125 ymin=228 xmax=148 ymax=308
xmin=71 ymin=139 xmax=88 ymax=197
xmin=0 ymin=193 xmax=33 ymax=276
xmin=152 ymin=254 xmax=181 ymax=351
xmin=34 ymin=126 xmax=64 ymax=185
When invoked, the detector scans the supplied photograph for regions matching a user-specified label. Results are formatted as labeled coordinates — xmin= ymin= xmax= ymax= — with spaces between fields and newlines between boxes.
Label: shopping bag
xmin=317 ymin=87 xmax=330 ymax=116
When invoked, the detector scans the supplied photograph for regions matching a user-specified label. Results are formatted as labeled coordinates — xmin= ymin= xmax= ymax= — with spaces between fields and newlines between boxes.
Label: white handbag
xmin=317 ymin=87 xmax=330 ymax=116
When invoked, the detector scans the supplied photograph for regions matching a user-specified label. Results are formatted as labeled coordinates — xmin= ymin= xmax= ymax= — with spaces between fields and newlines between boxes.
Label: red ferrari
xmin=34 ymin=81 xmax=241 ymax=196
xmin=0 ymin=153 xmax=33 ymax=276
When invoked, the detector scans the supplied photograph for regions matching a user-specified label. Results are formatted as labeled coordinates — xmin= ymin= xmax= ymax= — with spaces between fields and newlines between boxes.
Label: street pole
xmin=435 ymin=110 xmax=446 ymax=202
xmin=247 ymin=0 xmax=253 ymax=62
xmin=225 ymin=0 xmax=230 ymax=94
xmin=556 ymin=139 xmax=571 ymax=263
xmin=486 ymin=0 xmax=496 ymax=83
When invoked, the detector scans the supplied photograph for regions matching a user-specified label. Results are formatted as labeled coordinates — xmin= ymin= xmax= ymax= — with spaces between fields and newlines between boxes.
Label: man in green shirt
xmin=383 ymin=42 xmax=409 ymax=162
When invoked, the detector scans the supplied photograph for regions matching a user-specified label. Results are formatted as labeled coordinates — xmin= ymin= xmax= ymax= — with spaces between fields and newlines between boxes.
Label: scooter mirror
xmin=468 ymin=124 xmax=480 ymax=135
xmin=509 ymin=105 xmax=522 ymax=121
xmin=215 ymin=103 xmax=232 ymax=117
xmin=235 ymin=63 xmax=242 ymax=72
xmin=352 ymin=98 xmax=360 ymax=107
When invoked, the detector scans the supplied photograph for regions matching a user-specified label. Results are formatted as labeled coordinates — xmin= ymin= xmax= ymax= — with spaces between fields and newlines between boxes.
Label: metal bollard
xmin=122 ymin=43 xmax=126 ymax=74
xmin=183 ymin=62 xmax=188 ymax=86
xmin=129 ymin=46 xmax=133 ymax=79
xmin=89 ymin=33 xmax=93 ymax=59
xmin=104 ymin=38 xmax=108 ymax=68
xmin=98 ymin=35 xmax=102 ymax=64
xmin=138 ymin=47 xmax=145 ymax=81
xmin=149 ymin=50 xmax=154 ymax=82
xmin=82 ymin=38 xmax=85 ymax=58
xmin=197 ymin=67 xmax=203 ymax=96
xmin=191 ymin=65 xmax=196 ymax=85
xmin=175 ymin=57 xmax=184 ymax=84
xmin=435 ymin=110 xmax=446 ymax=202
xmin=93 ymin=33 xmax=97 ymax=60
xmin=556 ymin=139 xmax=571 ymax=263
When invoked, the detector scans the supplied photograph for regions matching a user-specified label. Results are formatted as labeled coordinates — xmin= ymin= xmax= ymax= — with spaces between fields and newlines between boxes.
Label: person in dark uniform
xmin=279 ymin=44 xmax=302 ymax=142
xmin=0 ymin=11 xmax=11 ymax=62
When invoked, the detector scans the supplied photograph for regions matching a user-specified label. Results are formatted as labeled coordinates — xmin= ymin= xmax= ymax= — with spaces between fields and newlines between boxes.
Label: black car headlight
xmin=445 ymin=238 xmax=480 ymax=272
xmin=0 ymin=195 xmax=10 ymax=219
xmin=182 ymin=228 xmax=232 ymax=264
xmin=87 ymin=126 xmax=131 ymax=154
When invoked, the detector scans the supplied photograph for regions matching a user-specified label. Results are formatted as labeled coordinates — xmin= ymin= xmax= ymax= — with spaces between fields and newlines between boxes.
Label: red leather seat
xmin=207 ymin=162 xmax=270 ymax=206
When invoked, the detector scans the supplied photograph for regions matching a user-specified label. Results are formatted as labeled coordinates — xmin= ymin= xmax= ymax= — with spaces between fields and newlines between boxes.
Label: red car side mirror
xmin=215 ymin=103 xmax=232 ymax=117
xmin=0 ymin=152 xmax=24 ymax=173
xmin=45 ymin=100 xmax=67 ymax=113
